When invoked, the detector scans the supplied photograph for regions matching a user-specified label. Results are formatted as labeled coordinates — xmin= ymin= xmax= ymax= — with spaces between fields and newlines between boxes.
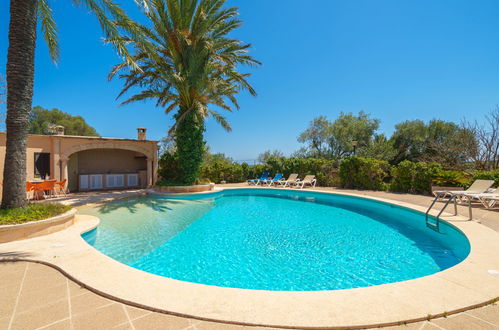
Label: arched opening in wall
xmin=67 ymin=148 xmax=148 ymax=192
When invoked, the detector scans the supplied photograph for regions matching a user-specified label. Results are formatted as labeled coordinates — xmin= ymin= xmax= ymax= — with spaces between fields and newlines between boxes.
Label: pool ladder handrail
xmin=425 ymin=192 xmax=458 ymax=232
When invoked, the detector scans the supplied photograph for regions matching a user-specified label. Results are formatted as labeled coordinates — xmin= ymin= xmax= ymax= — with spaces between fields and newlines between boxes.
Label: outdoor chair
xmin=26 ymin=182 xmax=35 ymax=200
xmin=55 ymin=179 xmax=67 ymax=196
xmin=36 ymin=180 xmax=56 ymax=199
xmin=265 ymin=173 xmax=284 ymax=186
xmin=433 ymin=180 xmax=495 ymax=200
xmin=277 ymin=173 xmax=299 ymax=187
xmin=460 ymin=192 xmax=499 ymax=209
xmin=247 ymin=172 xmax=269 ymax=185
xmin=294 ymin=175 xmax=317 ymax=189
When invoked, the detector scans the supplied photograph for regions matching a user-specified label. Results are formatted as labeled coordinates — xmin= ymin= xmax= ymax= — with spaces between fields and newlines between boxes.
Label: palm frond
xmin=111 ymin=0 xmax=260 ymax=132
xmin=38 ymin=0 xmax=60 ymax=63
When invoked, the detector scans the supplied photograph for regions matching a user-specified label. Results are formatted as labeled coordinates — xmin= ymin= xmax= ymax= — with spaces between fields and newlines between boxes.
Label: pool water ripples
xmin=80 ymin=189 xmax=469 ymax=291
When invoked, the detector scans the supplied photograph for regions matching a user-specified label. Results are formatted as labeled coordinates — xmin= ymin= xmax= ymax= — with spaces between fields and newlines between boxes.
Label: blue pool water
xmin=80 ymin=189 xmax=470 ymax=291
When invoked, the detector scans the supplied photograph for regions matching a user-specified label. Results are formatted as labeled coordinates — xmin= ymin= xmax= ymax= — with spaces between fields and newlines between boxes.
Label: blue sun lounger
xmin=265 ymin=173 xmax=284 ymax=186
xmin=247 ymin=172 xmax=269 ymax=185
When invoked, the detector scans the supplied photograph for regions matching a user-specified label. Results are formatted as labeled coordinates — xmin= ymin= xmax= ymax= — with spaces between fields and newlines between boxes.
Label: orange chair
xmin=33 ymin=180 xmax=56 ymax=199
xmin=30 ymin=182 xmax=45 ymax=200
xmin=26 ymin=182 xmax=35 ymax=200
xmin=54 ymin=179 xmax=67 ymax=196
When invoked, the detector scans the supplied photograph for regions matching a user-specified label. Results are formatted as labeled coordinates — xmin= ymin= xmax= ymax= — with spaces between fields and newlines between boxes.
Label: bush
xmin=470 ymin=169 xmax=499 ymax=188
xmin=391 ymin=161 xmax=442 ymax=194
xmin=431 ymin=169 xmax=470 ymax=188
xmin=339 ymin=157 xmax=390 ymax=190
xmin=200 ymin=153 xmax=246 ymax=183
xmin=0 ymin=203 xmax=72 ymax=225
xmin=157 ymin=151 xmax=181 ymax=185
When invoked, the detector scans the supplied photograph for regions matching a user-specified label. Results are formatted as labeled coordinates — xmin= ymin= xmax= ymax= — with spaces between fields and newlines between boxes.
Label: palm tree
xmin=109 ymin=0 xmax=260 ymax=185
xmin=3 ymin=0 xmax=143 ymax=208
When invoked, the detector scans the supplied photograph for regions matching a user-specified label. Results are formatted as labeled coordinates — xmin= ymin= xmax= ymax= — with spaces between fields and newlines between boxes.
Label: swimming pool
xmin=80 ymin=189 xmax=470 ymax=291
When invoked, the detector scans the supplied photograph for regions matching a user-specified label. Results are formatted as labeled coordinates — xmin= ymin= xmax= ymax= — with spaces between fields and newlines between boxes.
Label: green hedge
xmin=470 ymin=169 xmax=499 ymax=188
xmin=339 ymin=157 xmax=390 ymax=190
xmin=158 ymin=152 xmax=499 ymax=193
xmin=390 ymin=161 xmax=442 ymax=194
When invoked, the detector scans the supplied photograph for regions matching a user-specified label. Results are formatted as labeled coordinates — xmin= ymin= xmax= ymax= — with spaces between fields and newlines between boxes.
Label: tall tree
xmin=3 ymin=0 xmax=142 ymax=208
xmin=297 ymin=111 xmax=380 ymax=159
xmin=329 ymin=111 xmax=380 ymax=159
xmin=29 ymin=106 xmax=99 ymax=136
xmin=391 ymin=120 xmax=428 ymax=163
xmin=461 ymin=107 xmax=499 ymax=170
xmin=110 ymin=0 xmax=260 ymax=185
xmin=392 ymin=119 xmax=478 ymax=168
xmin=297 ymin=116 xmax=332 ymax=158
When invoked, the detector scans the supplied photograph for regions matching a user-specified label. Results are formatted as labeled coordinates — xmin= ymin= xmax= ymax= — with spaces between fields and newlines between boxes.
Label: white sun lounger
xmin=433 ymin=180 xmax=495 ymax=199
xmin=277 ymin=173 xmax=299 ymax=187
xmin=294 ymin=175 xmax=317 ymax=189
xmin=461 ymin=192 xmax=499 ymax=209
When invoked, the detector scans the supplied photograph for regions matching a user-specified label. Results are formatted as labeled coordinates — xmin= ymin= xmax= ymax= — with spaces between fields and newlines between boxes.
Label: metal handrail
xmin=425 ymin=192 xmax=458 ymax=232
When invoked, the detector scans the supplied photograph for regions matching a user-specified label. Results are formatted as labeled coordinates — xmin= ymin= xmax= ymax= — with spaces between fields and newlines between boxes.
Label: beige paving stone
xmin=195 ymin=321 xmax=252 ymax=329
xmin=110 ymin=321 xmax=135 ymax=330
xmin=16 ymin=283 xmax=68 ymax=313
xmin=0 ymin=267 xmax=25 ymax=290
xmin=21 ymin=269 xmax=67 ymax=292
xmin=40 ymin=318 xmax=71 ymax=330
xmin=67 ymin=279 xmax=87 ymax=297
xmin=132 ymin=312 xmax=192 ymax=330
xmin=0 ymin=261 xmax=27 ymax=273
xmin=70 ymin=291 xmax=116 ymax=316
xmin=431 ymin=313 xmax=496 ymax=329
xmin=72 ymin=303 xmax=129 ymax=330
xmin=0 ymin=317 xmax=11 ymax=330
xmin=125 ymin=304 xmax=152 ymax=320
xmin=421 ymin=322 xmax=444 ymax=330
xmin=10 ymin=298 xmax=69 ymax=330
xmin=466 ymin=303 xmax=499 ymax=325
xmin=0 ymin=283 xmax=22 ymax=318
xmin=382 ymin=322 xmax=426 ymax=329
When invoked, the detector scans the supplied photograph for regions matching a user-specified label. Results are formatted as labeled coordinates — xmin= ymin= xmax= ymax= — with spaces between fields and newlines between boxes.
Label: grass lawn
xmin=0 ymin=203 xmax=72 ymax=225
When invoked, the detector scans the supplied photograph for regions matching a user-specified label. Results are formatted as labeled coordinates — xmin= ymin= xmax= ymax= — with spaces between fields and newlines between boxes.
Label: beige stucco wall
xmin=75 ymin=149 xmax=147 ymax=174
xmin=0 ymin=133 xmax=158 ymax=191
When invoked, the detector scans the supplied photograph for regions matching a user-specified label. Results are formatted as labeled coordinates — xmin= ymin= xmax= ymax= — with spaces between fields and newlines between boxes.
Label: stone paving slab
xmin=0 ymin=261 xmax=498 ymax=330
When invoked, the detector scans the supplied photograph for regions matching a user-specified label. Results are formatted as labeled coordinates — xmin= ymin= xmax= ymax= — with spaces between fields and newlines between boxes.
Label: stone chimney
xmin=137 ymin=127 xmax=147 ymax=140
xmin=52 ymin=125 xmax=65 ymax=135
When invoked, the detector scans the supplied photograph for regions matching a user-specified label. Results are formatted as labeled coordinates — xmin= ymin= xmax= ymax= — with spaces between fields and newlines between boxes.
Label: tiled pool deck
xmin=1 ymin=261 xmax=498 ymax=330
xmin=1 ymin=185 xmax=498 ymax=329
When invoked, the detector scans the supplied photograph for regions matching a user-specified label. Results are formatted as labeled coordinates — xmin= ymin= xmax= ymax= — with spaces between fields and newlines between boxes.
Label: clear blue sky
xmin=1 ymin=0 xmax=499 ymax=161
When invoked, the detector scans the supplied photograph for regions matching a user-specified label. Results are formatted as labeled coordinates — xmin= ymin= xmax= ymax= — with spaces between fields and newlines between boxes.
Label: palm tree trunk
xmin=175 ymin=110 xmax=205 ymax=185
xmin=2 ymin=0 xmax=38 ymax=209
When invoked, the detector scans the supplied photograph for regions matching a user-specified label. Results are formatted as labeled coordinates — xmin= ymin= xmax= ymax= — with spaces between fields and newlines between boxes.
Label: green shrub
xmin=431 ymin=170 xmax=470 ymax=188
xmin=339 ymin=156 xmax=390 ymax=190
xmin=0 ymin=203 xmax=72 ymax=225
xmin=200 ymin=153 xmax=246 ymax=183
xmin=470 ymin=169 xmax=499 ymax=188
xmin=391 ymin=161 xmax=442 ymax=194
xmin=157 ymin=151 xmax=180 ymax=184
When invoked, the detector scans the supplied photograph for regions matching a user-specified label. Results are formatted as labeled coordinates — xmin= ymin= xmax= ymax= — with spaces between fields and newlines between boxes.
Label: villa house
xmin=0 ymin=127 xmax=159 ymax=192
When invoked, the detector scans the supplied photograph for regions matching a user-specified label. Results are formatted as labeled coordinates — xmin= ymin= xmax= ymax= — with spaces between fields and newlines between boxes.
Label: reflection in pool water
xmin=80 ymin=189 xmax=470 ymax=291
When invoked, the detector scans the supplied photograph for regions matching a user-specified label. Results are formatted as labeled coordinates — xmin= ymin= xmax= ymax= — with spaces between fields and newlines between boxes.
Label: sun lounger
xmin=265 ymin=173 xmax=284 ymax=186
xmin=278 ymin=173 xmax=299 ymax=187
xmin=433 ymin=180 xmax=495 ymax=199
xmin=294 ymin=175 xmax=317 ymax=189
xmin=461 ymin=192 xmax=499 ymax=209
xmin=247 ymin=172 xmax=269 ymax=185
